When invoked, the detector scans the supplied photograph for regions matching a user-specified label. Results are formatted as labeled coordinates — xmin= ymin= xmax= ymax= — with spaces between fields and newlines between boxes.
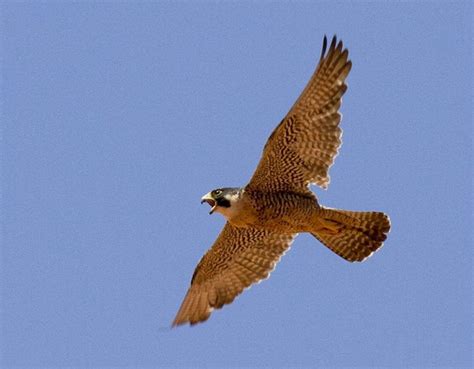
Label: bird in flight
xmin=172 ymin=35 xmax=391 ymax=327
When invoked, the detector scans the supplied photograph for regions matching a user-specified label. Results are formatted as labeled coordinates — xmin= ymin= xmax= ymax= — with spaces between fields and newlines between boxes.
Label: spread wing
xmin=172 ymin=223 xmax=296 ymax=326
xmin=247 ymin=36 xmax=352 ymax=193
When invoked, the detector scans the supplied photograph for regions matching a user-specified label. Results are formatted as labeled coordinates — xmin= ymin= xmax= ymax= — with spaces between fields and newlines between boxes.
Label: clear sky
xmin=2 ymin=2 xmax=472 ymax=368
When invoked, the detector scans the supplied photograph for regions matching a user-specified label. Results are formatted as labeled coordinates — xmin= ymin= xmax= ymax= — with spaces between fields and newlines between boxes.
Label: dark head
xmin=201 ymin=187 xmax=241 ymax=215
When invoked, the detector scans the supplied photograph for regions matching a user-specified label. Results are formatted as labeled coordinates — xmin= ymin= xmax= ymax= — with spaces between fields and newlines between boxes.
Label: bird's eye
xmin=214 ymin=190 xmax=222 ymax=196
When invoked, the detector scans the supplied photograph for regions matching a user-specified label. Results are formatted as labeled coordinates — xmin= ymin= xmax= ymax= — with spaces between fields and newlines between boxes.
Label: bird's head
xmin=201 ymin=188 xmax=241 ymax=216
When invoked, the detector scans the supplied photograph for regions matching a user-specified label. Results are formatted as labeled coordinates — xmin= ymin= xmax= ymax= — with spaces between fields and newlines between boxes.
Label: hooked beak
xmin=201 ymin=192 xmax=217 ymax=215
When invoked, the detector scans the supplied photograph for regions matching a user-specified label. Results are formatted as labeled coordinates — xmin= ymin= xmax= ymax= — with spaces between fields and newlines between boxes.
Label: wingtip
xmin=171 ymin=317 xmax=207 ymax=328
xmin=171 ymin=318 xmax=185 ymax=328
xmin=321 ymin=34 xmax=345 ymax=62
xmin=320 ymin=35 xmax=328 ymax=60
xmin=330 ymin=34 xmax=337 ymax=49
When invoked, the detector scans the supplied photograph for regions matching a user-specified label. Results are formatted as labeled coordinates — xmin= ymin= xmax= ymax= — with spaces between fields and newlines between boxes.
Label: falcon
xmin=172 ymin=36 xmax=391 ymax=326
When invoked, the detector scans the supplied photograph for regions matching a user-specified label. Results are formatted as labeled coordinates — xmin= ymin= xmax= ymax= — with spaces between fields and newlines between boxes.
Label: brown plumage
xmin=174 ymin=224 xmax=295 ymax=325
xmin=172 ymin=36 xmax=391 ymax=327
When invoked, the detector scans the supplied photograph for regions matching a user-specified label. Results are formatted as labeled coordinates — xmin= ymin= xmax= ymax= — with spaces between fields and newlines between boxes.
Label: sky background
xmin=1 ymin=2 xmax=472 ymax=368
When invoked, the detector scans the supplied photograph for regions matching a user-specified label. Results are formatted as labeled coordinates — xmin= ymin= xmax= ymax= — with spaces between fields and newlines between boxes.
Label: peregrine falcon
xmin=172 ymin=36 xmax=391 ymax=326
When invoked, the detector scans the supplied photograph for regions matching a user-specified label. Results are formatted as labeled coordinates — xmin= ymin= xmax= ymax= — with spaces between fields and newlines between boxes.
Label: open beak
xmin=201 ymin=192 xmax=217 ymax=215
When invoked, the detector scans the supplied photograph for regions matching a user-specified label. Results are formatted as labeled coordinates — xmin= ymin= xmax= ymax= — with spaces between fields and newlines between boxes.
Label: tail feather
xmin=312 ymin=207 xmax=391 ymax=262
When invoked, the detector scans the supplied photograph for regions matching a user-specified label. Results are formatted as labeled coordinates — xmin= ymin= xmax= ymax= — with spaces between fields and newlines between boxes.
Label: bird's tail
xmin=311 ymin=207 xmax=391 ymax=262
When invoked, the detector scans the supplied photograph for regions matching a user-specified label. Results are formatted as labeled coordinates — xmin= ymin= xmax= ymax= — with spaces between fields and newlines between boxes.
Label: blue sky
xmin=2 ymin=2 xmax=472 ymax=368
